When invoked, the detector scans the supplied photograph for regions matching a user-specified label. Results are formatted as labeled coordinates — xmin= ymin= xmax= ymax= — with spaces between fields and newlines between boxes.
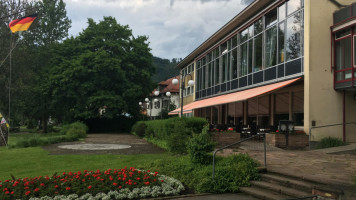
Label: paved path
xmin=42 ymin=133 xmax=165 ymax=155
xmin=218 ymin=141 xmax=356 ymax=199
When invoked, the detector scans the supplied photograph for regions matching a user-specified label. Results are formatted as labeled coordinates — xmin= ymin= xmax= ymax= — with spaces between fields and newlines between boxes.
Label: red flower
xmin=24 ymin=187 xmax=29 ymax=190
xmin=113 ymin=182 xmax=118 ymax=186
xmin=161 ymin=180 xmax=164 ymax=182
xmin=66 ymin=187 xmax=71 ymax=190
xmin=40 ymin=183 xmax=45 ymax=187
xmin=5 ymin=191 xmax=9 ymax=194
xmin=118 ymin=186 xmax=122 ymax=189
xmin=144 ymin=181 xmax=150 ymax=185
xmin=54 ymin=185 xmax=59 ymax=189
xmin=25 ymin=191 xmax=31 ymax=195
xmin=136 ymin=177 xmax=140 ymax=180
xmin=88 ymin=185 xmax=92 ymax=189
xmin=34 ymin=188 xmax=40 ymax=192
xmin=10 ymin=191 xmax=14 ymax=195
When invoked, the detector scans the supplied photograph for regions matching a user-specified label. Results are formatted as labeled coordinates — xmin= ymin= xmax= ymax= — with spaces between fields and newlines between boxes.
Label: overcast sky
xmin=64 ymin=0 xmax=254 ymax=60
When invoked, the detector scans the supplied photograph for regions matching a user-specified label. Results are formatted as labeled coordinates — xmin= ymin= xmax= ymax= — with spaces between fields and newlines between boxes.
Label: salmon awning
xmin=168 ymin=78 xmax=301 ymax=115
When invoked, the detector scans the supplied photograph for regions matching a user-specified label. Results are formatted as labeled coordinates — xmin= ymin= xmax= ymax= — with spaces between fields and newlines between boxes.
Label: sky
xmin=64 ymin=0 xmax=254 ymax=60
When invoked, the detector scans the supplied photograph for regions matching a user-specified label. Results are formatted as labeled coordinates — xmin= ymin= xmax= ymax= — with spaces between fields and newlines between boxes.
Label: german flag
xmin=9 ymin=13 xmax=38 ymax=33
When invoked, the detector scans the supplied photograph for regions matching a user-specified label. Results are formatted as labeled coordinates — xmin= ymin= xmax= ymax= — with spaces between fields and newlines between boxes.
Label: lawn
xmin=0 ymin=146 xmax=169 ymax=181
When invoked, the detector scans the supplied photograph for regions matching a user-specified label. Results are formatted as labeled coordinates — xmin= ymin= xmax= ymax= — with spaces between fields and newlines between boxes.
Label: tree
xmin=47 ymin=17 xmax=155 ymax=121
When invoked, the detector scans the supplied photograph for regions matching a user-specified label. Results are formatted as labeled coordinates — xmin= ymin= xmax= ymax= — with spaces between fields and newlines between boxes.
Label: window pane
xmin=254 ymin=18 xmax=263 ymax=35
xmin=279 ymin=3 xmax=286 ymax=21
xmin=265 ymin=26 xmax=277 ymax=68
xmin=227 ymin=53 xmax=231 ymax=81
xmin=215 ymin=59 xmax=220 ymax=84
xmin=240 ymin=42 xmax=248 ymax=77
xmin=254 ymin=34 xmax=263 ymax=72
xmin=278 ymin=22 xmax=285 ymax=63
xmin=232 ymin=49 xmax=238 ymax=79
xmin=286 ymin=12 xmax=301 ymax=61
xmin=232 ymin=35 xmax=237 ymax=48
xmin=241 ymin=29 xmax=248 ymax=43
xmin=202 ymin=66 xmax=206 ymax=89
xmin=222 ymin=54 xmax=226 ymax=82
xmin=287 ymin=0 xmax=301 ymax=16
xmin=265 ymin=8 xmax=277 ymax=28
xmin=208 ymin=63 xmax=211 ymax=87
xmin=344 ymin=37 xmax=352 ymax=68
xmin=248 ymin=24 xmax=254 ymax=38
xmin=248 ymin=39 xmax=253 ymax=74
xmin=221 ymin=42 xmax=227 ymax=55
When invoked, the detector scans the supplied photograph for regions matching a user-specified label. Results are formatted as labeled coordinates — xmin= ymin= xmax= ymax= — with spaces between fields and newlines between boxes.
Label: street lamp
xmin=145 ymin=98 xmax=152 ymax=120
xmin=172 ymin=74 xmax=194 ymax=117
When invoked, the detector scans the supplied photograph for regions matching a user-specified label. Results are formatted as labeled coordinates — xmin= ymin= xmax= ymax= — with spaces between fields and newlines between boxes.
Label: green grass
xmin=0 ymin=147 xmax=170 ymax=181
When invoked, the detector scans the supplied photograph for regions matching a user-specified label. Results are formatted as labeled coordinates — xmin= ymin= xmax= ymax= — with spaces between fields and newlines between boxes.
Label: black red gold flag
xmin=9 ymin=13 xmax=38 ymax=33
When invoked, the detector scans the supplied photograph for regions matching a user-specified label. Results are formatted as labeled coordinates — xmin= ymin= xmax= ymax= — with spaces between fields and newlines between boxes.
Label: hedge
xmin=131 ymin=117 xmax=207 ymax=140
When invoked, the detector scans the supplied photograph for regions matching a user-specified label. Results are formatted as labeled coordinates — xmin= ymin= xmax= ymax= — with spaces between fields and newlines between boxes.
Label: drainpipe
xmin=343 ymin=91 xmax=346 ymax=142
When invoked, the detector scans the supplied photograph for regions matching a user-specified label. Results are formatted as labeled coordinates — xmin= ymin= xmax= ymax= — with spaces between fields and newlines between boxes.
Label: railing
xmin=309 ymin=122 xmax=356 ymax=150
xmin=212 ymin=133 xmax=267 ymax=179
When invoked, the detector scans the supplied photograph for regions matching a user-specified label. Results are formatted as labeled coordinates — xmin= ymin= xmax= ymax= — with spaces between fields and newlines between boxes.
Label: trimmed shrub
xmin=167 ymin=121 xmax=191 ymax=154
xmin=317 ymin=137 xmax=345 ymax=149
xmin=140 ymin=154 xmax=259 ymax=193
xmin=131 ymin=122 xmax=147 ymax=138
xmin=187 ymin=125 xmax=215 ymax=164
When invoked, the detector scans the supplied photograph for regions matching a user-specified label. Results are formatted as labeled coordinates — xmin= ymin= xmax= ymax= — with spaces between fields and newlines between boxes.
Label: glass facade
xmin=196 ymin=0 xmax=304 ymax=100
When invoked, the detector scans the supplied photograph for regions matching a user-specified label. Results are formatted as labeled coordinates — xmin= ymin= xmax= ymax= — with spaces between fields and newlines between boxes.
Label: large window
xmin=194 ymin=0 xmax=304 ymax=99
xmin=335 ymin=32 xmax=352 ymax=81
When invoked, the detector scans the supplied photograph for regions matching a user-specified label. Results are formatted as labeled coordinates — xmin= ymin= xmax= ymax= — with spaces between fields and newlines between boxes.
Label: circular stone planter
xmin=58 ymin=144 xmax=131 ymax=150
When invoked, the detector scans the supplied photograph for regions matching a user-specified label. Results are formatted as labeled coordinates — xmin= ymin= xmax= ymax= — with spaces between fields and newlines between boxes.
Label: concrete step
xmin=240 ymin=186 xmax=292 ymax=200
xmin=260 ymin=173 xmax=314 ymax=192
xmin=261 ymin=172 xmax=343 ymax=198
xmin=250 ymin=181 xmax=311 ymax=198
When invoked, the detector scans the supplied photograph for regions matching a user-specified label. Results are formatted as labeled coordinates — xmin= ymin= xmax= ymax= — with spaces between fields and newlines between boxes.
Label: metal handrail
xmin=309 ymin=122 xmax=356 ymax=150
xmin=212 ymin=133 xmax=267 ymax=179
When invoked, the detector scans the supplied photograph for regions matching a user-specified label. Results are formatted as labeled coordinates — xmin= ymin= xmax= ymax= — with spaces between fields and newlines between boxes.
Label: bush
xmin=140 ymin=154 xmax=259 ymax=193
xmin=167 ymin=121 xmax=191 ymax=154
xmin=131 ymin=122 xmax=147 ymax=138
xmin=317 ymin=137 xmax=345 ymax=149
xmin=187 ymin=125 xmax=215 ymax=164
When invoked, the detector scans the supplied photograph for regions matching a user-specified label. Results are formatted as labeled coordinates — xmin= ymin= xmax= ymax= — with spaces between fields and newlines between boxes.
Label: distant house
xmin=169 ymin=0 xmax=356 ymax=143
xmin=146 ymin=77 xmax=180 ymax=119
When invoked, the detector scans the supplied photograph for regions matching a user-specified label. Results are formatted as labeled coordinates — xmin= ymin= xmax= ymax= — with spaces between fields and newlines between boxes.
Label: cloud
xmin=64 ymin=0 xmax=252 ymax=59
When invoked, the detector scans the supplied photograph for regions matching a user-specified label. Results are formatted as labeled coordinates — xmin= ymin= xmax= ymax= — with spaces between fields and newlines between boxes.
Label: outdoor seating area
xmin=210 ymin=123 xmax=278 ymax=138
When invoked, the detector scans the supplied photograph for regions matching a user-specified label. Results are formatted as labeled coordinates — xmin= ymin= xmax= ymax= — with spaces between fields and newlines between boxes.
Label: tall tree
xmin=47 ymin=17 xmax=155 ymax=121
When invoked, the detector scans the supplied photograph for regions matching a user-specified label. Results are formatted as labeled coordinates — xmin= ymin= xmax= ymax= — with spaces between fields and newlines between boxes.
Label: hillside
xmin=152 ymin=56 xmax=181 ymax=83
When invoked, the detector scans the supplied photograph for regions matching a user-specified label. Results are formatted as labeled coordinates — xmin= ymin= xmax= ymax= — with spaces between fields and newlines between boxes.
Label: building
xmin=170 ymin=0 xmax=356 ymax=143
xmin=146 ymin=77 xmax=180 ymax=119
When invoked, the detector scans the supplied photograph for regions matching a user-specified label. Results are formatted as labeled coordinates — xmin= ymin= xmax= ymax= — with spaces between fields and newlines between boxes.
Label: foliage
xmin=0 ymin=167 xmax=184 ymax=199
xmin=131 ymin=122 xmax=147 ymax=138
xmin=167 ymin=121 xmax=191 ymax=155
xmin=139 ymin=117 xmax=208 ymax=140
xmin=9 ymin=122 xmax=88 ymax=148
xmin=144 ymin=137 xmax=168 ymax=150
xmin=140 ymin=154 xmax=259 ymax=193
xmin=47 ymin=16 xmax=155 ymax=121
xmin=152 ymin=57 xmax=180 ymax=83
xmin=187 ymin=125 xmax=215 ymax=164
xmin=317 ymin=137 xmax=345 ymax=149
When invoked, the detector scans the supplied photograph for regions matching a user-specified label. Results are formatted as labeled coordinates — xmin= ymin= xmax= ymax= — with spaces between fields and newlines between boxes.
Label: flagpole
xmin=9 ymin=29 xmax=12 ymax=133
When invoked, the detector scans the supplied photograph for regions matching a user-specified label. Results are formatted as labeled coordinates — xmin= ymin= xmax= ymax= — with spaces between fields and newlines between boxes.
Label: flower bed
xmin=0 ymin=167 xmax=184 ymax=200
